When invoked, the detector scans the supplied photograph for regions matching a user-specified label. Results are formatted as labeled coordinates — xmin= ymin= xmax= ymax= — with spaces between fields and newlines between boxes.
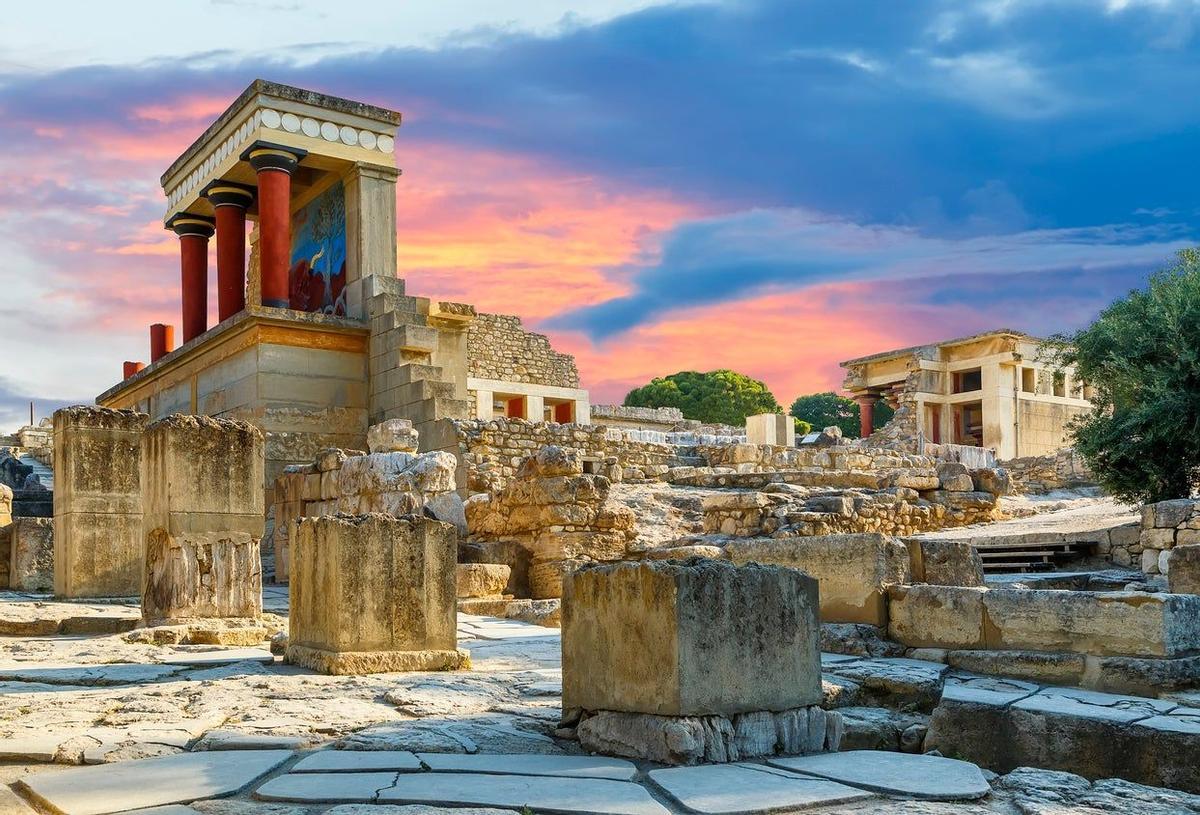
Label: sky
xmin=1 ymin=0 xmax=1198 ymax=431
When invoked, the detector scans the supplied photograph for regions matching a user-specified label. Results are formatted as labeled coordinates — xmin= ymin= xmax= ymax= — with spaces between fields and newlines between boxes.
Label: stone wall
xmin=1138 ymin=499 xmax=1200 ymax=576
xmin=465 ymin=446 xmax=637 ymax=599
xmin=466 ymin=313 xmax=579 ymax=388
xmin=588 ymin=404 xmax=685 ymax=431
xmin=449 ymin=418 xmax=678 ymax=494
xmin=1002 ymin=447 xmax=1094 ymax=494
xmin=691 ymin=443 xmax=941 ymax=489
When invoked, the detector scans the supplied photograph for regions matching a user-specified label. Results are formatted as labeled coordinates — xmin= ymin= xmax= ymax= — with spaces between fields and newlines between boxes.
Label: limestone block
xmin=141 ymin=415 xmax=265 ymax=623
xmin=518 ymin=444 xmax=583 ymax=478
xmin=1142 ymin=527 xmax=1176 ymax=550
xmin=316 ymin=448 xmax=349 ymax=472
xmin=456 ymin=563 xmax=511 ymax=598
xmin=9 ymin=517 xmax=53 ymax=591
xmin=983 ymin=589 xmax=1200 ymax=658
xmin=971 ymin=467 xmax=1011 ymax=496
xmin=424 ymin=491 xmax=467 ymax=537
xmin=338 ymin=451 xmax=456 ymax=498
xmin=936 ymin=462 xmax=974 ymax=492
xmin=1143 ymin=548 xmax=1162 ymax=574
xmin=745 ymin=414 xmax=795 ymax=447
xmin=887 ymin=584 xmax=986 ymax=649
xmin=1154 ymin=498 xmax=1197 ymax=529
xmin=286 ymin=514 xmax=465 ymax=674
xmin=143 ymin=530 xmax=262 ymax=624
xmin=1169 ymin=545 xmax=1200 ymax=595
xmin=0 ymin=484 xmax=11 ymax=528
xmin=53 ymin=405 xmax=148 ymax=598
xmin=725 ymin=534 xmax=911 ymax=626
xmin=367 ymin=418 xmax=419 ymax=453
xmin=562 ymin=559 xmax=822 ymax=716
xmin=909 ymin=539 xmax=984 ymax=587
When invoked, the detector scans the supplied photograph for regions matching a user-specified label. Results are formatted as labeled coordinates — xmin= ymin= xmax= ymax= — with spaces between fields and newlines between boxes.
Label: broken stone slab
xmin=286 ymin=514 xmax=465 ymax=675
xmin=255 ymin=772 xmax=401 ymax=803
xmin=725 ymin=533 xmax=910 ymax=626
xmin=821 ymin=657 xmax=947 ymax=713
xmin=563 ymin=559 xmax=821 ymax=717
xmin=377 ymin=772 xmax=672 ymax=815
xmin=768 ymin=749 xmax=992 ymax=800
xmin=416 ymin=753 xmax=637 ymax=780
xmin=647 ymin=763 xmax=872 ymax=815
xmin=292 ymin=750 xmax=423 ymax=773
xmin=18 ymin=749 xmax=293 ymax=815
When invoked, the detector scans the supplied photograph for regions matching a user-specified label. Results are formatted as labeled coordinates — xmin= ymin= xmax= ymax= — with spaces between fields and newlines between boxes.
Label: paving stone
xmin=0 ymin=663 xmax=182 ymax=686
xmin=17 ymin=749 xmax=293 ymax=815
xmin=292 ymin=751 xmax=423 ymax=773
xmin=416 ymin=753 xmax=637 ymax=780
xmin=941 ymin=674 xmax=1040 ymax=706
xmin=254 ymin=772 xmax=401 ymax=803
xmin=648 ymin=763 xmax=873 ymax=814
xmin=160 ymin=649 xmax=275 ymax=666
xmin=1135 ymin=711 xmax=1200 ymax=735
xmin=1012 ymin=685 xmax=1177 ymax=724
xmin=378 ymin=771 xmax=671 ymax=815
xmin=195 ymin=730 xmax=309 ymax=750
xmin=119 ymin=807 xmax=202 ymax=815
xmin=325 ymin=807 xmax=518 ymax=815
xmin=769 ymin=750 xmax=991 ymax=800
xmin=0 ymin=730 xmax=70 ymax=760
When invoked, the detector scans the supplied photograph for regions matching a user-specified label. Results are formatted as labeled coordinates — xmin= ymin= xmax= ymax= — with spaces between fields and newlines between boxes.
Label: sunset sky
xmin=2 ymin=0 xmax=1198 ymax=430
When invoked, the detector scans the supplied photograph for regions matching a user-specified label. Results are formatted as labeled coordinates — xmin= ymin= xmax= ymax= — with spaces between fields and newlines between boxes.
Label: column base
xmin=284 ymin=644 xmax=470 ymax=675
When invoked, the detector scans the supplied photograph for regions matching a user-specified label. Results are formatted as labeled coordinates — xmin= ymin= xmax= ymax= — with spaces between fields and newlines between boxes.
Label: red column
xmin=122 ymin=361 xmax=145 ymax=378
xmin=150 ymin=323 xmax=175 ymax=362
xmin=242 ymin=144 xmax=304 ymax=309
xmin=855 ymin=394 xmax=876 ymax=439
xmin=166 ymin=215 xmax=214 ymax=342
xmin=204 ymin=183 xmax=254 ymax=321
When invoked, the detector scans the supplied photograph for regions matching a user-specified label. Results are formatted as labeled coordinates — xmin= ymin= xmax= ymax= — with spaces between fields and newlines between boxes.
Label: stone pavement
xmin=4 ymin=591 xmax=1200 ymax=812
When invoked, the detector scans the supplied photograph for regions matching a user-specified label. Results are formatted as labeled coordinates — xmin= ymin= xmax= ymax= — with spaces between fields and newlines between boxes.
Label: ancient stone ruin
xmin=5 ymin=79 xmax=1200 ymax=815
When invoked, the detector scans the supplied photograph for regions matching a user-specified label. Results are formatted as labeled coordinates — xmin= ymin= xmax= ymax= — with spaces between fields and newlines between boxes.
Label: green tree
xmin=1044 ymin=248 xmax=1200 ymax=503
xmin=789 ymin=392 xmax=893 ymax=438
xmin=623 ymin=370 xmax=782 ymax=426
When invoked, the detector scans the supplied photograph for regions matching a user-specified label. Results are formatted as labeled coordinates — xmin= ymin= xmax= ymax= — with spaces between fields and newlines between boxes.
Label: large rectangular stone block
xmin=9 ymin=517 xmax=53 ymax=592
xmin=887 ymin=584 xmax=986 ymax=649
xmin=725 ymin=534 xmax=910 ymax=626
xmin=562 ymin=559 xmax=822 ymax=717
xmin=286 ymin=514 xmax=464 ymax=674
xmin=53 ymin=406 xmax=148 ymax=598
xmin=141 ymin=415 xmax=265 ymax=624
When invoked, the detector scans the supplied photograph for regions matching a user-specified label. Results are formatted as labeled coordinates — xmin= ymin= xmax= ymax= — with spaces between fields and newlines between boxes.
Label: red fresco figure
xmin=288 ymin=259 xmax=311 ymax=310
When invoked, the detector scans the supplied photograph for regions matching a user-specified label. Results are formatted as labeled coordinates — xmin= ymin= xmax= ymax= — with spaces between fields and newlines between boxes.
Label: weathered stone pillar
xmin=343 ymin=162 xmax=399 ymax=318
xmin=563 ymin=559 xmax=834 ymax=764
xmin=746 ymin=413 xmax=796 ymax=446
xmin=149 ymin=323 xmax=174 ymax=362
xmin=141 ymin=415 xmax=264 ymax=625
xmin=167 ymin=214 xmax=215 ymax=343
xmin=204 ymin=182 xmax=255 ymax=322
xmin=9 ymin=517 xmax=53 ymax=591
xmin=286 ymin=514 xmax=466 ymax=675
xmin=243 ymin=143 xmax=305 ymax=309
xmin=53 ymin=406 xmax=148 ymax=598
xmin=854 ymin=394 xmax=876 ymax=439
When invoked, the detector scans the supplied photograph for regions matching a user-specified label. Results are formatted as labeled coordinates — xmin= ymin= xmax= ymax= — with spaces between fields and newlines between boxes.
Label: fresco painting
xmin=288 ymin=181 xmax=348 ymax=315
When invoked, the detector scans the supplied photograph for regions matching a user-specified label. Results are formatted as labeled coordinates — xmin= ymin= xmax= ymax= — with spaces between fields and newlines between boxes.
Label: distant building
xmin=840 ymin=329 xmax=1092 ymax=460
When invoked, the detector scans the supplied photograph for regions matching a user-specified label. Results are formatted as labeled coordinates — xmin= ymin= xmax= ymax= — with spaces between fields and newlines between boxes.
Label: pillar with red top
xmin=854 ymin=393 xmax=876 ymax=439
xmin=122 ymin=361 xmax=145 ymax=379
xmin=203 ymin=181 xmax=255 ymax=322
xmin=241 ymin=141 xmax=306 ymax=309
xmin=150 ymin=323 xmax=175 ymax=362
xmin=165 ymin=214 xmax=215 ymax=343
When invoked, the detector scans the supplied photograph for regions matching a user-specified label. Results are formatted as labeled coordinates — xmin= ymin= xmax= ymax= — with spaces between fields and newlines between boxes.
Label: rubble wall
xmin=1002 ymin=447 xmax=1094 ymax=494
xmin=466 ymin=313 xmax=579 ymax=388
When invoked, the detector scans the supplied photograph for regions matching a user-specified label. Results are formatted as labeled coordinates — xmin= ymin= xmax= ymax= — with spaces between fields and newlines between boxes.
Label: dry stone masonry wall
xmin=467 ymin=313 xmax=580 ymax=387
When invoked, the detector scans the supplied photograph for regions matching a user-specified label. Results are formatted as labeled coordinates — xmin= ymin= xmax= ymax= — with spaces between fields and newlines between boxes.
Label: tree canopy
xmin=623 ymin=370 xmax=782 ymax=426
xmin=1045 ymin=248 xmax=1200 ymax=503
xmin=789 ymin=392 xmax=894 ymax=438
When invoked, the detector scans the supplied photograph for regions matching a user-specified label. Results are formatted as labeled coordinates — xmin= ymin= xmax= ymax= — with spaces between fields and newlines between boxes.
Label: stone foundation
xmin=286 ymin=514 xmax=465 ymax=675
xmin=141 ymin=415 xmax=264 ymax=625
xmin=574 ymin=706 xmax=842 ymax=765
xmin=1138 ymin=498 xmax=1200 ymax=575
xmin=53 ymin=406 xmax=148 ymax=598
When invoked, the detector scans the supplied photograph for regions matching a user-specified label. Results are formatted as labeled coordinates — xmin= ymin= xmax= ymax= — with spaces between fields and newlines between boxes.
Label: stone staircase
xmin=366 ymin=276 xmax=474 ymax=451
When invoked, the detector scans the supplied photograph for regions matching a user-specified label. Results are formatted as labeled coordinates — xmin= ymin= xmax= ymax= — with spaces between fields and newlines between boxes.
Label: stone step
xmin=402 ymin=397 xmax=474 ymax=425
xmin=368 ymin=292 xmax=420 ymax=320
xmin=390 ymin=379 xmax=456 ymax=406
xmin=393 ymin=363 xmax=445 ymax=386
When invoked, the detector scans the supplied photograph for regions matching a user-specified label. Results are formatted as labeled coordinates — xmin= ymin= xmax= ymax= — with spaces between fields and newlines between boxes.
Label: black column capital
xmin=240 ymin=140 xmax=307 ymax=174
xmin=166 ymin=213 xmax=216 ymax=239
xmin=202 ymin=180 xmax=256 ymax=209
